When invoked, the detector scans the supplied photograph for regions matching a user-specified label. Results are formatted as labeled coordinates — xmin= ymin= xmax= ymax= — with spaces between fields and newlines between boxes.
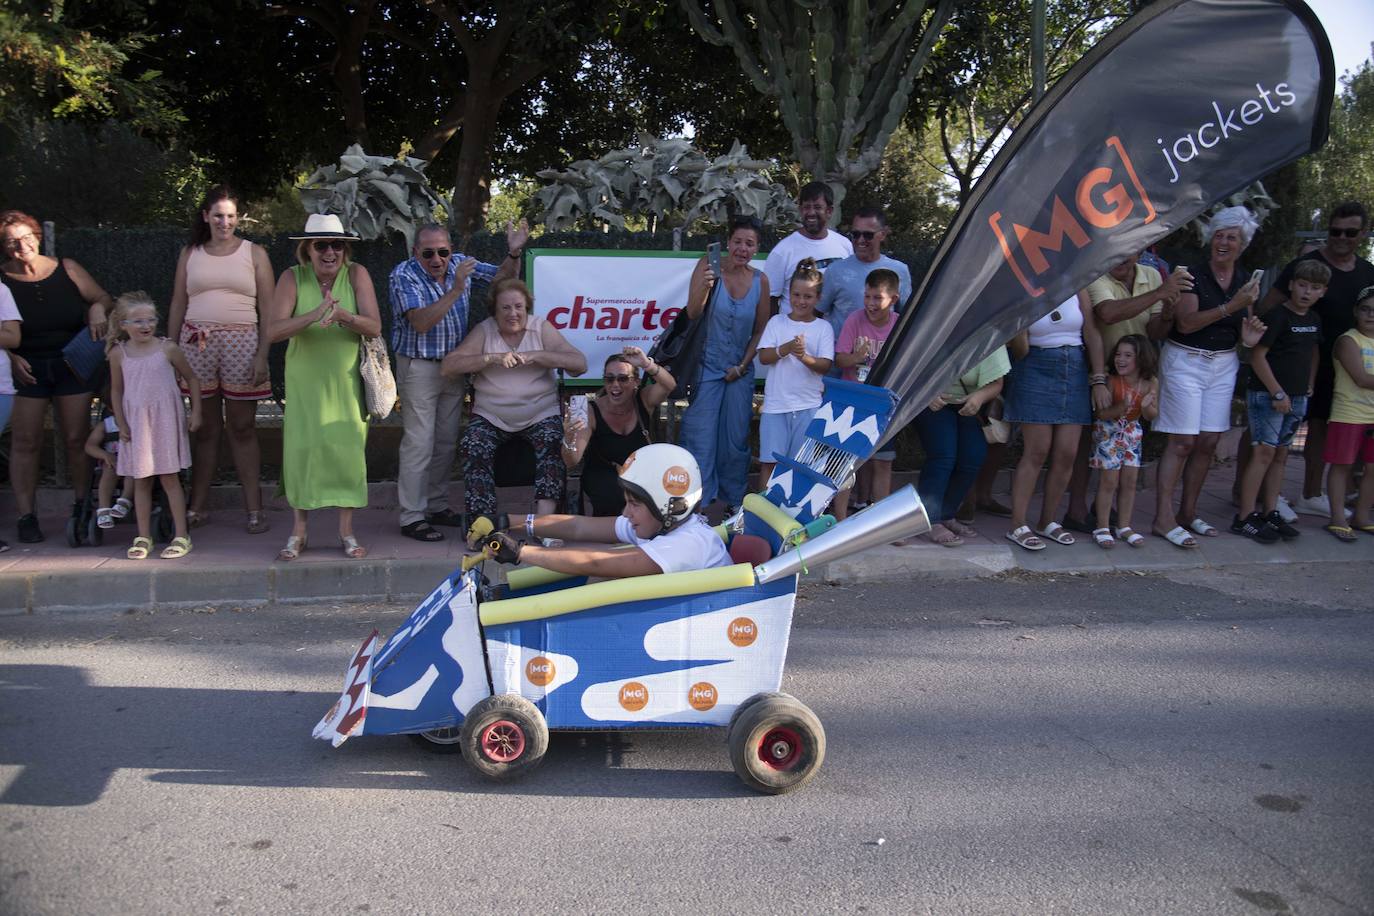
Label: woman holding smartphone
xmin=562 ymin=346 xmax=675 ymax=516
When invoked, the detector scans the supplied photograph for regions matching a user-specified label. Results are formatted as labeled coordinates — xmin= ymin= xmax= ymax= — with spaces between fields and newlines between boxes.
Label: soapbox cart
xmin=313 ymin=381 xmax=930 ymax=794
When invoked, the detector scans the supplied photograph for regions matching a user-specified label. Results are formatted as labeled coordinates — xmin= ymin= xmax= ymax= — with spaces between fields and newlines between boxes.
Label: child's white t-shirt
xmin=0 ymin=285 xmax=20 ymax=396
xmin=759 ymin=313 xmax=835 ymax=413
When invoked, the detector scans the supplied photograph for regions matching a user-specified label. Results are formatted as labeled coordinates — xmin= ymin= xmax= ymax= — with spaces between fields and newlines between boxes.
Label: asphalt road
xmin=1 ymin=564 xmax=1371 ymax=915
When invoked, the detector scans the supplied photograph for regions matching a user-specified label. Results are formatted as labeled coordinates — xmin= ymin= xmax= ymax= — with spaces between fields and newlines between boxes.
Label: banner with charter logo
xmin=529 ymin=248 xmax=767 ymax=387
xmin=870 ymin=0 xmax=1334 ymax=440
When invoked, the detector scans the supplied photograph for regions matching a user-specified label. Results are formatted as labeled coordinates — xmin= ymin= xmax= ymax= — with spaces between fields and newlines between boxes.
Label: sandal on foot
xmin=1354 ymin=524 xmax=1374 ymax=536
xmin=1114 ymin=526 xmax=1146 ymax=548
xmin=278 ymin=534 xmax=307 ymax=561
xmin=96 ymin=508 xmax=115 ymax=529
xmin=1036 ymin=521 xmax=1075 ymax=545
xmin=1006 ymin=525 xmax=1045 ymax=551
xmin=187 ymin=510 xmax=211 ymax=529
xmin=341 ymin=535 xmax=367 ymax=559
xmin=402 ymin=520 xmax=445 ymax=542
xmin=944 ymin=518 xmax=980 ymax=540
xmin=927 ymin=523 xmax=963 ymax=547
xmin=1324 ymin=524 xmax=1358 ymax=543
xmin=1156 ymin=526 xmax=1197 ymax=549
xmin=1188 ymin=517 xmax=1219 ymax=537
xmin=127 ymin=536 xmax=153 ymax=560
xmin=245 ymin=511 xmax=271 ymax=535
xmin=160 ymin=536 xmax=192 ymax=559
xmin=425 ymin=508 xmax=465 ymax=528
xmin=1092 ymin=527 xmax=1115 ymax=549
xmin=111 ymin=496 xmax=132 ymax=520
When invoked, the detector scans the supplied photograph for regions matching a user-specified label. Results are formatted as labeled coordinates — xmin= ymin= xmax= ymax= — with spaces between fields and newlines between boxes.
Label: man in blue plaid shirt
xmin=388 ymin=219 xmax=530 ymax=541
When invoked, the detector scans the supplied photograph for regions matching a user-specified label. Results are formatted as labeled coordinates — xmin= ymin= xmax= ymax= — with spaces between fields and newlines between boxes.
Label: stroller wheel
xmin=87 ymin=514 xmax=104 ymax=547
xmin=65 ymin=516 xmax=81 ymax=548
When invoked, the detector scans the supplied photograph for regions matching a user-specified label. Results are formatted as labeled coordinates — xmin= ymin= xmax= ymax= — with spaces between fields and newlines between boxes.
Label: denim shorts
xmin=759 ymin=408 xmax=815 ymax=463
xmin=1002 ymin=345 xmax=1092 ymax=425
xmin=1247 ymin=390 xmax=1307 ymax=447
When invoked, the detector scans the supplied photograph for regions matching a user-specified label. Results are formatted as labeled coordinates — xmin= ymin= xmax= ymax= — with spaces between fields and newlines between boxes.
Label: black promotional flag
xmin=869 ymin=0 xmax=1334 ymax=441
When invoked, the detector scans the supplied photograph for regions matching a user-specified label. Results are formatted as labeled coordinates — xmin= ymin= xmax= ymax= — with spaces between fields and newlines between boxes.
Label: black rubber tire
xmin=459 ymin=694 xmax=549 ymax=780
xmin=726 ymin=690 xmax=795 ymax=736
xmin=65 ymin=516 xmax=80 ymax=548
xmin=87 ymin=514 xmax=103 ymax=547
xmin=408 ymin=727 xmax=464 ymax=754
xmin=727 ymin=695 xmax=826 ymax=795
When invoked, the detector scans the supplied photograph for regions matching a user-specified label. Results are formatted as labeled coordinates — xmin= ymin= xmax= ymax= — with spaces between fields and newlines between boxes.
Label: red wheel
xmin=728 ymin=695 xmax=825 ymax=794
xmin=757 ymin=725 xmax=802 ymax=771
xmin=459 ymin=694 xmax=548 ymax=780
xmin=480 ymin=719 xmax=527 ymax=763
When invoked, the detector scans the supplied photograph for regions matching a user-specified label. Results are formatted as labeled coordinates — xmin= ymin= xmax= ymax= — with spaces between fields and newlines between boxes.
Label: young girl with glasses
xmin=106 ymin=292 xmax=202 ymax=559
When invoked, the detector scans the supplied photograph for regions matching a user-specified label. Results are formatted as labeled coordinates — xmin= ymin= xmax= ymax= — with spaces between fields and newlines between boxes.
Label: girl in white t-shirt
xmin=757 ymin=258 xmax=835 ymax=482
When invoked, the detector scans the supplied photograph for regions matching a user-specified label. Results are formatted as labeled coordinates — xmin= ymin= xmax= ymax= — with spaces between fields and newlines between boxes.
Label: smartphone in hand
xmin=707 ymin=242 xmax=722 ymax=277
xmin=1249 ymin=268 xmax=1265 ymax=287
xmin=568 ymin=394 xmax=589 ymax=425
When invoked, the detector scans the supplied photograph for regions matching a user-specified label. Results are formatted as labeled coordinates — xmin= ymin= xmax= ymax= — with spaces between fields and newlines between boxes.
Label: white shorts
xmin=1154 ymin=342 xmax=1239 ymax=435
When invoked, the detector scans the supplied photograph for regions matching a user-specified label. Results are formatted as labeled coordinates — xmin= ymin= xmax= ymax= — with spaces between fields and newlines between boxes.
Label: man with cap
xmin=471 ymin=443 xmax=732 ymax=578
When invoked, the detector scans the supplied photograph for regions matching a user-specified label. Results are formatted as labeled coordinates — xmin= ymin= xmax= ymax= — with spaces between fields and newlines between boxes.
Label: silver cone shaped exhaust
xmin=753 ymin=485 xmax=931 ymax=584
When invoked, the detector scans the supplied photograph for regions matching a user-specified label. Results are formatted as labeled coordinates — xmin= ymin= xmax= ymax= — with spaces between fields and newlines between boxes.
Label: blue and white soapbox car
xmin=314 ymin=381 xmax=930 ymax=793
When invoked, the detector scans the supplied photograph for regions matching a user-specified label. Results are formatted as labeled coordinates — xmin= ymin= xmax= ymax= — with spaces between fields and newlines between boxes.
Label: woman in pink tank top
xmin=167 ymin=185 xmax=277 ymax=535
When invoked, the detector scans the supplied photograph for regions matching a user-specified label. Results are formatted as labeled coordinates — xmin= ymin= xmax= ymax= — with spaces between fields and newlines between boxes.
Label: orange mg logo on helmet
xmin=662 ymin=466 xmax=691 ymax=496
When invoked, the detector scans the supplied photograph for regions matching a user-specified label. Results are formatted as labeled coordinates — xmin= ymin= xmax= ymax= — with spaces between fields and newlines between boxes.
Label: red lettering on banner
xmin=989 ymin=136 xmax=1157 ymax=297
xmin=547 ymin=296 xmax=680 ymax=331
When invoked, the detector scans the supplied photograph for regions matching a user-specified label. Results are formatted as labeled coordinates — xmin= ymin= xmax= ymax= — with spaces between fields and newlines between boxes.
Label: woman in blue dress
xmin=678 ymin=216 xmax=771 ymax=513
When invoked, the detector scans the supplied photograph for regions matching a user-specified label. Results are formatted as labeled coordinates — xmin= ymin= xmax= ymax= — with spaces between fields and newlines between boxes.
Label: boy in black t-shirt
xmin=1234 ymin=260 xmax=1330 ymax=542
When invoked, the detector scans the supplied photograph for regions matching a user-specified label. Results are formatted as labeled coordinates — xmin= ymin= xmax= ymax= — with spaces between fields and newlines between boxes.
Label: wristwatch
xmin=1271 ymin=391 xmax=1287 ymax=401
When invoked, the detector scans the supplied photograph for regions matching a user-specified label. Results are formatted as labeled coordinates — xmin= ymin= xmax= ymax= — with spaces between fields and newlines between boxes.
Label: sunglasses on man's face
xmin=312 ymin=240 xmax=347 ymax=252
xmin=420 ymin=248 xmax=451 ymax=260
xmin=604 ymin=373 xmax=635 ymax=384
xmin=850 ymin=230 xmax=878 ymax=241
xmin=1329 ymin=227 xmax=1362 ymax=238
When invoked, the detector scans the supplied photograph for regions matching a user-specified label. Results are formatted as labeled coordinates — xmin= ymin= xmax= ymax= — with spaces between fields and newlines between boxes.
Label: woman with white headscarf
xmin=1151 ymin=206 xmax=1267 ymax=548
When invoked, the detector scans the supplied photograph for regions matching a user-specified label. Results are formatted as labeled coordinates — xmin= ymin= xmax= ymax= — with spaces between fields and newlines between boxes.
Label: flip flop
xmin=127 ymin=536 xmax=153 ymax=560
xmin=1156 ymin=526 xmax=1197 ymax=549
xmin=1006 ymin=525 xmax=1045 ymax=551
xmin=944 ymin=518 xmax=980 ymax=540
xmin=1324 ymin=524 xmax=1358 ymax=543
xmin=1092 ymin=527 xmax=1115 ymax=549
xmin=1114 ymin=526 xmax=1146 ymax=548
xmin=341 ymin=535 xmax=367 ymax=559
xmin=1354 ymin=524 xmax=1374 ymax=536
xmin=1188 ymin=517 xmax=1220 ymax=537
xmin=160 ymin=536 xmax=192 ymax=559
xmin=927 ymin=523 xmax=963 ymax=547
xmin=1036 ymin=521 xmax=1075 ymax=545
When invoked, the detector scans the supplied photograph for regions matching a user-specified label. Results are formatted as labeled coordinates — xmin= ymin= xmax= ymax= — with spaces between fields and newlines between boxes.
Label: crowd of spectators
xmin=2 ymin=189 xmax=1371 ymax=562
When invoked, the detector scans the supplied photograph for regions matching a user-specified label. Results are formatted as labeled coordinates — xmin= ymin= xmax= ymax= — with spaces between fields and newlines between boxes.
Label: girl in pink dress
xmin=107 ymin=292 xmax=202 ymax=559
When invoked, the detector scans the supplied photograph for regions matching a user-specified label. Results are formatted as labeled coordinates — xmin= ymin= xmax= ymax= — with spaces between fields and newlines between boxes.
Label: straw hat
xmin=290 ymin=213 xmax=361 ymax=241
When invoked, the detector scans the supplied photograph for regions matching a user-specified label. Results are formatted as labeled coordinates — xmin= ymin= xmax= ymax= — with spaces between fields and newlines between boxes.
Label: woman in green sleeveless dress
xmin=268 ymin=215 xmax=382 ymax=560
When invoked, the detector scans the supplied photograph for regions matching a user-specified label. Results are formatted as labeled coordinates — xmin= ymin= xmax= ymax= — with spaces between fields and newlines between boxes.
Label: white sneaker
xmin=1293 ymin=493 xmax=1353 ymax=519
xmin=1274 ymin=495 xmax=1299 ymax=524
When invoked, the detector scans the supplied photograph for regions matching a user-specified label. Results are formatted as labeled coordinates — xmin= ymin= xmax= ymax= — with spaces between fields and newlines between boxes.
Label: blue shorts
xmin=1247 ymin=391 xmax=1307 ymax=448
xmin=760 ymin=408 xmax=815 ymax=463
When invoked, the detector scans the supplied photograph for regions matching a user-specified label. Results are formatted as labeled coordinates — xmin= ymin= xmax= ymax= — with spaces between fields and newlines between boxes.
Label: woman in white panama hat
xmin=267 ymin=214 xmax=382 ymax=560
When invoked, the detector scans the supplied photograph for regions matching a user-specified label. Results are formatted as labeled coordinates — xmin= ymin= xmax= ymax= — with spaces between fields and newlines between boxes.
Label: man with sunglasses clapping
xmin=388 ymin=219 xmax=529 ymax=542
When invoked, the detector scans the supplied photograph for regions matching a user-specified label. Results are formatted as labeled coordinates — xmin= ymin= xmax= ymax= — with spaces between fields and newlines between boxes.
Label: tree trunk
xmin=449 ymin=86 xmax=500 ymax=237
xmin=333 ymin=1 xmax=374 ymax=149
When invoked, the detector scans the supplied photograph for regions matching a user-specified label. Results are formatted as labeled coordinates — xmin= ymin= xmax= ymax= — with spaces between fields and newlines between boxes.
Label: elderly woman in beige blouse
xmin=443 ymin=278 xmax=587 ymax=525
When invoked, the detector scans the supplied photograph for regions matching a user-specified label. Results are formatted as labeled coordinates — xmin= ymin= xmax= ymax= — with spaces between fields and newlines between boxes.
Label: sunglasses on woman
xmin=604 ymin=373 xmax=635 ymax=384
xmin=312 ymin=240 xmax=347 ymax=252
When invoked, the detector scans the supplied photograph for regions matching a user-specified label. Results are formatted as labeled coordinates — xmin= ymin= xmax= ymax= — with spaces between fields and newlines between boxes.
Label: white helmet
xmin=618 ymin=443 xmax=702 ymax=532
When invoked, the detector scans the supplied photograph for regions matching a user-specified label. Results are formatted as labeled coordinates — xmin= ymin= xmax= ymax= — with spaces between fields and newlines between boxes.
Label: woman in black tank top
xmin=562 ymin=348 xmax=677 ymax=516
xmin=1 ymin=210 xmax=114 ymax=544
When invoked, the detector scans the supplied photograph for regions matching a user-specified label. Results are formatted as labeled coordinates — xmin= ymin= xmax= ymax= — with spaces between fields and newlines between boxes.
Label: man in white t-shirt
xmin=472 ymin=443 xmax=731 ymax=577
xmin=764 ymin=182 xmax=853 ymax=314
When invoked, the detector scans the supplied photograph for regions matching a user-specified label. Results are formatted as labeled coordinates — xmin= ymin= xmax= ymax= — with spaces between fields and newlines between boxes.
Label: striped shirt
xmin=387 ymin=254 xmax=499 ymax=358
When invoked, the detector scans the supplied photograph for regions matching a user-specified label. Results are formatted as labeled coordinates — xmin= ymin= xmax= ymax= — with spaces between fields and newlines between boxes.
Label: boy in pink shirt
xmin=832 ymin=269 xmax=900 ymax=519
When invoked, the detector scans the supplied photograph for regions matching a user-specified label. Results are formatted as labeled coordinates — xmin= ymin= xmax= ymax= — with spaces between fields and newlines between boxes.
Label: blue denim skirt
xmin=1003 ymin=345 xmax=1092 ymax=425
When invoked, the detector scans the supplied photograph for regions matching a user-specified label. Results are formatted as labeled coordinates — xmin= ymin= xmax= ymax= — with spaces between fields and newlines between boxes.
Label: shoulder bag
xmin=359 ymin=335 xmax=398 ymax=419
xmin=647 ymin=278 xmax=716 ymax=401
